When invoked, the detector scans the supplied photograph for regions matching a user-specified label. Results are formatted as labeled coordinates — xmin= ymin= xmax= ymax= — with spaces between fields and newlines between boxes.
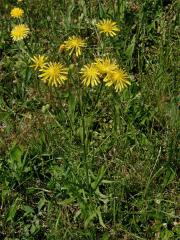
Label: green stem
xmin=79 ymin=89 xmax=90 ymax=190
xmin=54 ymin=88 xmax=74 ymax=135
xmin=93 ymin=81 xmax=104 ymax=109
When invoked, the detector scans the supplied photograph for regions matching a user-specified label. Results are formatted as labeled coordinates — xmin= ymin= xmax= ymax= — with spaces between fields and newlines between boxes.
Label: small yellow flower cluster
xmin=81 ymin=58 xmax=130 ymax=91
xmin=9 ymin=0 xmax=129 ymax=93
xmin=58 ymin=20 xmax=119 ymax=57
xmin=30 ymin=20 xmax=130 ymax=91
xmin=10 ymin=5 xmax=30 ymax=42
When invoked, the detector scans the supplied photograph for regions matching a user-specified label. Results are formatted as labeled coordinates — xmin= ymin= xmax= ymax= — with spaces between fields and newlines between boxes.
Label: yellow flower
xmin=10 ymin=7 xmax=24 ymax=18
xmin=104 ymin=69 xmax=131 ymax=92
xmin=95 ymin=57 xmax=118 ymax=75
xmin=39 ymin=62 xmax=68 ymax=87
xmin=96 ymin=19 xmax=120 ymax=37
xmin=80 ymin=63 xmax=100 ymax=87
xmin=59 ymin=44 xmax=66 ymax=53
xmin=30 ymin=55 xmax=48 ymax=70
xmin=11 ymin=24 xmax=30 ymax=41
xmin=64 ymin=36 xmax=86 ymax=57
xmin=17 ymin=0 xmax=23 ymax=2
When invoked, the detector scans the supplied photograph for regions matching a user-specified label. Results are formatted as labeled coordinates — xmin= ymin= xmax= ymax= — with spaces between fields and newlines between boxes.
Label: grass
xmin=0 ymin=0 xmax=179 ymax=239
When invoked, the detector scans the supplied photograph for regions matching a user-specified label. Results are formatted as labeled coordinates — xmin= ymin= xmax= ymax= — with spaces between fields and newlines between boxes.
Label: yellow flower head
xmin=95 ymin=57 xmax=118 ymax=75
xmin=10 ymin=7 xmax=24 ymax=18
xmin=39 ymin=62 xmax=68 ymax=87
xmin=105 ymin=68 xmax=131 ymax=92
xmin=31 ymin=55 xmax=48 ymax=70
xmin=17 ymin=0 xmax=23 ymax=2
xmin=96 ymin=19 xmax=120 ymax=37
xmin=80 ymin=63 xmax=100 ymax=87
xmin=11 ymin=24 xmax=30 ymax=41
xmin=64 ymin=36 xmax=86 ymax=57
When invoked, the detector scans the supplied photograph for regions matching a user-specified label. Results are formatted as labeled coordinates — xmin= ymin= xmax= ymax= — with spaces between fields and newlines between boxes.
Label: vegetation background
xmin=0 ymin=0 xmax=179 ymax=239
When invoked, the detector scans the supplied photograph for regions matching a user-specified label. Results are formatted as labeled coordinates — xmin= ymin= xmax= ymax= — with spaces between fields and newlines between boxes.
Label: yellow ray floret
xmin=80 ymin=63 xmax=101 ymax=87
xmin=64 ymin=36 xmax=86 ymax=57
xmin=11 ymin=24 xmax=30 ymax=41
xmin=96 ymin=19 xmax=120 ymax=37
xmin=39 ymin=62 xmax=68 ymax=87
xmin=10 ymin=7 xmax=24 ymax=18
xmin=104 ymin=68 xmax=131 ymax=92
xmin=31 ymin=55 xmax=48 ymax=70
xmin=95 ymin=57 xmax=118 ymax=75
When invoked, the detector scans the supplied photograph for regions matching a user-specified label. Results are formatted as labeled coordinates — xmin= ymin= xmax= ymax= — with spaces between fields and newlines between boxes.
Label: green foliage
xmin=0 ymin=0 xmax=179 ymax=239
